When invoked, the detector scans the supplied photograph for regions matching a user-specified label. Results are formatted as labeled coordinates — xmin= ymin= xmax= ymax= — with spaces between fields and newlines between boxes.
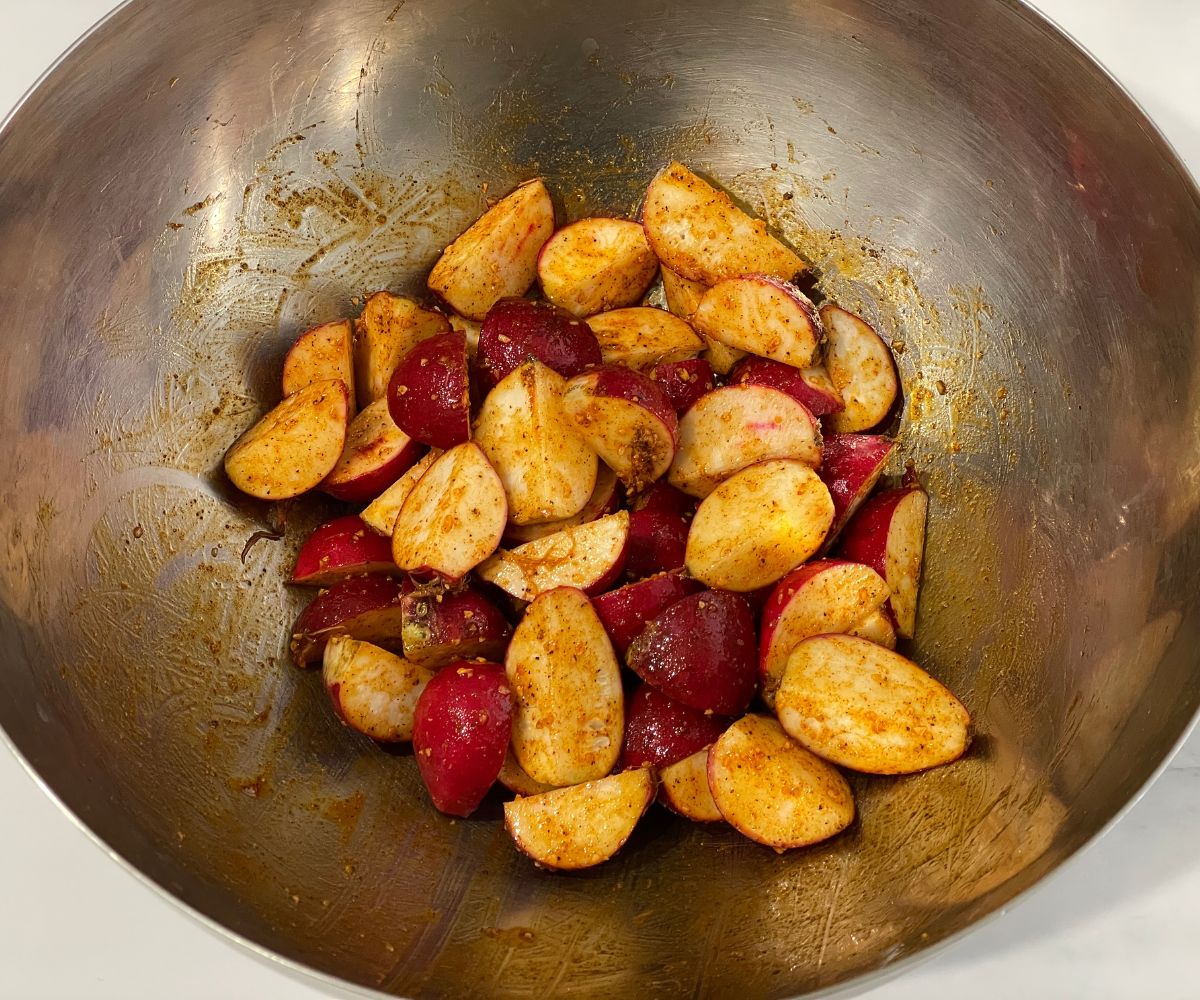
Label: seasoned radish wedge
xmin=290 ymin=575 xmax=409 ymax=667
xmin=650 ymin=358 xmax=716 ymax=415
xmin=360 ymin=449 xmax=440 ymax=537
xmin=592 ymin=571 xmax=703 ymax=655
xmin=820 ymin=305 xmax=899 ymax=433
xmin=642 ymin=162 xmax=802 ymax=284
xmin=291 ymin=515 xmax=397 ymax=586
xmin=505 ymin=587 xmax=623 ymax=786
xmin=777 ymin=634 xmax=970 ymax=774
xmin=427 ymin=179 xmax=555 ymax=320
xmin=477 ymin=511 xmax=629 ymax=601
xmin=659 ymin=748 xmax=722 ymax=823
xmin=692 ymin=276 xmax=823 ymax=369
xmin=282 ymin=320 xmax=356 ymax=411
xmin=386 ymin=330 xmax=471 ymax=450
xmin=620 ymin=685 xmax=728 ymax=770
xmin=477 ymin=298 xmax=601 ymax=389
xmin=473 ymin=360 xmax=598 ymax=525
xmin=505 ymin=768 xmax=655 ymax=870
xmin=758 ymin=559 xmax=890 ymax=707
xmin=669 ymin=384 xmax=822 ymax=498
xmin=413 ymin=661 xmax=513 ymax=816
xmin=448 ymin=313 xmax=482 ymax=356
xmin=322 ymin=636 xmax=433 ymax=742
xmin=839 ymin=486 xmax=928 ymax=638
xmin=392 ymin=442 xmax=507 ymax=581
xmin=849 ymin=606 xmax=898 ymax=649
xmin=505 ymin=464 xmax=620 ymax=544
xmin=224 ymin=379 xmax=348 ymax=500
xmin=708 ymin=714 xmax=855 ymax=851
xmin=561 ymin=366 xmax=679 ymax=492
xmin=588 ymin=307 xmax=704 ymax=370
xmin=321 ymin=398 xmax=422 ymax=502
xmin=354 ymin=292 xmax=451 ymax=407
xmin=400 ymin=587 xmax=513 ymax=668
xmin=818 ymin=433 xmax=894 ymax=548
xmin=685 ymin=459 xmax=834 ymax=591
xmin=630 ymin=480 xmax=697 ymax=518
xmin=729 ymin=355 xmax=844 ymax=418
xmin=624 ymin=509 xmax=689 ymax=579
xmin=497 ymin=749 xmax=557 ymax=796
xmin=537 ymin=218 xmax=659 ymax=317
xmin=660 ymin=266 xmax=708 ymax=319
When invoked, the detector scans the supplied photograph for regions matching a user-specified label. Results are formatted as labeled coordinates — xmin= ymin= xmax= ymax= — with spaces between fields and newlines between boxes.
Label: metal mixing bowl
xmin=2 ymin=0 xmax=1199 ymax=996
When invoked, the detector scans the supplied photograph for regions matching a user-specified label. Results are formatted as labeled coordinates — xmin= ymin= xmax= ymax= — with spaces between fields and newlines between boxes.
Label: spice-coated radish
xmin=400 ymin=587 xmax=513 ymax=668
xmin=692 ymin=275 xmax=823 ymax=370
xmin=820 ymin=304 xmax=899 ymax=433
xmin=282 ymin=319 xmax=356 ymax=411
xmin=537 ymin=217 xmax=659 ymax=317
xmin=321 ymin=398 xmax=423 ymax=502
xmin=588 ymin=307 xmax=704 ymax=370
xmin=354 ymin=292 xmax=450 ymax=407
xmin=291 ymin=515 xmax=397 ymax=587
xmin=386 ymin=330 xmax=471 ymax=450
xmin=290 ymin=575 xmax=410 ymax=668
xmin=322 ymin=636 xmax=433 ymax=742
xmin=476 ymin=297 xmax=601 ymax=389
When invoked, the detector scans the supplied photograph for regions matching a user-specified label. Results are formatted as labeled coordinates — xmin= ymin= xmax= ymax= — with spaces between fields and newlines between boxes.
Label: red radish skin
xmin=624 ymin=509 xmax=689 ymax=580
xmin=282 ymin=319 xmax=356 ymax=411
xmin=729 ymin=355 xmax=844 ymax=417
xmin=591 ymin=571 xmax=704 ymax=655
xmin=504 ymin=464 xmax=621 ymax=544
xmin=651 ymin=358 xmax=716 ymax=414
xmin=290 ymin=575 xmax=411 ymax=667
xmin=412 ymin=661 xmax=513 ymax=817
xmin=537 ymin=218 xmax=659 ymax=317
xmin=626 ymin=591 xmax=758 ymax=715
xmin=818 ymin=433 xmax=894 ymax=546
xmin=386 ymin=330 xmax=471 ymax=450
xmin=630 ymin=481 xmax=698 ymax=519
xmin=291 ymin=516 xmax=397 ymax=586
xmin=620 ymin=685 xmax=729 ymax=770
xmin=321 ymin=398 xmax=423 ymax=502
xmin=354 ymin=292 xmax=452 ymax=408
xmin=477 ymin=298 xmax=601 ymax=389
xmin=400 ymin=587 xmax=513 ymax=668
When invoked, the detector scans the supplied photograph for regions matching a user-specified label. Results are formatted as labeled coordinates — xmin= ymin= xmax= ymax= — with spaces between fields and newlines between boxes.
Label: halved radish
xmin=386 ymin=330 xmax=471 ymax=450
xmin=820 ymin=304 xmax=899 ymax=433
xmin=504 ymin=768 xmax=655 ymax=870
xmin=400 ymin=586 xmax=513 ymax=668
xmin=587 ymin=307 xmax=704 ymax=370
xmin=777 ymin=634 xmax=970 ymax=774
xmin=642 ymin=162 xmax=802 ymax=284
xmin=413 ymin=661 xmax=513 ymax=817
xmin=758 ymin=559 xmax=890 ymax=707
xmin=692 ymin=276 xmax=823 ymax=369
xmin=729 ymin=355 xmax=844 ymax=417
xmin=818 ymin=433 xmax=894 ymax=548
xmin=838 ymin=486 xmax=928 ymax=638
xmin=650 ymin=358 xmax=716 ymax=415
xmin=561 ymin=366 xmax=678 ymax=492
xmin=224 ymin=378 xmax=349 ymax=500
xmin=707 ymin=714 xmax=855 ymax=851
xmin=473 ymin=360 xmax=598 ymax=525
xmin=282 ymin=319 xmax=356 ymax=411
xmin=659 ymin=748 xmax=722 ymax=823
xmin=537 ymin=217 xmax=659 ymax=317
xmin=505 ymin=464 xmax=621 ymax=544
xmin=848 ymin=606 xmax=898 ymax=649
xmin=685 ymin=459 xmax=834 ymax=591
xmin=476 ymin=511 xmax=629 ymax=601
xmin=626 ymin=590 xmax=758 ymax=715
xmin=321 ymin=398 xmax=423 ymax=502
xmin=290 ymin=575 xmax=410 ymax=667
xmin=354 ymin=292 xmax=451 ymax=407
xmin=668 ymin=384 xmax=822 ymax=498
xmin=476 ymin=298 xmax=601 ymax=389
xmin=427 ymin=178 xmax=555 ymax=320
xmin=497 ymin=749 xmax=557 ymax=796
xmin=624 ymin=509 xmax=689 ymax=579
xmin=322 ymin=635 xmax=433 ymax=742
xmin=392 ymin=442 xmax=507 ymax=581
xmin=360 ymin=449 xmax=440 ymax=537
xmin=591 ymin=571 xmax=703 ymax=655
xmin=505 ymin=587 xmax=623 ymax=785
xmin=620 ymin=685 xmax=729 ymax=770
xmin=291 ymin=515 xmax=397 ymax=586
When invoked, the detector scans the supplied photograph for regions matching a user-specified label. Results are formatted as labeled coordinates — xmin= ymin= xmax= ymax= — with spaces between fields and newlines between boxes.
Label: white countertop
xmin=3 ymin=2 xmax=1200 ymax=997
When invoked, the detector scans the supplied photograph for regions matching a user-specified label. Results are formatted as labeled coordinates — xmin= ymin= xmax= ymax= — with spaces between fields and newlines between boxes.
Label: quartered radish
xmin=476 ymin=297 xmax=601 ymax=389
xmin=650 ymin=357 xmax=716 ymax=415
xmin=282 ymin=319 xmax=356 ymax=411
xmin=537 ymin=217 xmax=659 ymax=317
xmin=322 ymin=635 xmax=433 ymax=742
xmin=729 ymin=354 xmax=844 ymax=417
xmin=354 ymin=291 xmax=451 ymax=407
xmin=591 ymin=571 xmax=703 ymax=655
xmin=504 ymin=464 xmax=621 ymax=544
xmin=505 ymin=587 xmax=623 ymax=786
xmin=685 ymin=459 xmax=834 ymax=591
xmin=629 ymin=480 xmax=697 ymax=519
xmin=659 ymin=748 xmax=723 ymax=823
xmin=776 ymin=634 xmax=970 ymax=774
xmin=386 ymin=330 xmax=471 ymax=450
xmin=448 ymin=313 xmax=482 ymax=356
xmin=708 ymin=714 xmax=855 ymax=851
xmin=587 ymin=307 xmax=704 ymax=371
xmin=400 ymin=586 xmax=513 ymax=668
xmin=692 ymin=275 xmax=823 ymax=369
xmin=392 ymin=442 xmax=507 ymax=581
xmin=668 ymin=384 xmax=822 ymax=498
xmin=818 ymin=433 xmax=894 ymax=548
xmin=290 ymin=575 xmax=410 ymax=667
xmin=477 ymin=511 xmax=629 ymax=601
xmin=504 ymin=768 xmax=655 ymax=870
xmin=820 ymin=304 xmax=899 ymax=433
xmin=427 ymin=179 xmax=556 ymax=320
xmin=620 ymin=684 xmax=729 ymax=770
xmin=660 ymin=266 xmax=708 ymax=319
xmin=849 ymin=606 xmax=898 ymax=649
xmin=321 ymin=397 xmax=422 ymax=502
xmin=224 ymin=378 xmax=349 ymax=500
xmin=360 ymin=449 xmax=440 ymax=537
xmin=623 ymin=508 xmax=689 ymax=579
xmin=291 ymin=515 xmax=397 ymax=586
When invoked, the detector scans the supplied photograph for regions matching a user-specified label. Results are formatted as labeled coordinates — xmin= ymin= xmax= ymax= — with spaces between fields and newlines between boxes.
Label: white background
xmin=3 ymin=1 xmax=1200 ymax=997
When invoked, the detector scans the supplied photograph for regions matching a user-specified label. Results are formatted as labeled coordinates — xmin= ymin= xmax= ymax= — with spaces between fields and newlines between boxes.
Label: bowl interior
xmin=2 ymin=0 xmax=1200 ymax=996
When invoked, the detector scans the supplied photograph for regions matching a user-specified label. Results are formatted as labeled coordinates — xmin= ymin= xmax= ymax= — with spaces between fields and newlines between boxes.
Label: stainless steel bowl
xmin=2 ymin=0 xmax=1199 ymax=996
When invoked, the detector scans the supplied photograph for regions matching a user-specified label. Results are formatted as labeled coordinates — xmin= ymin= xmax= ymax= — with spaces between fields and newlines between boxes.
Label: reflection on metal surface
xmin=1 ymin=0 xmax=1199 ymax=996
